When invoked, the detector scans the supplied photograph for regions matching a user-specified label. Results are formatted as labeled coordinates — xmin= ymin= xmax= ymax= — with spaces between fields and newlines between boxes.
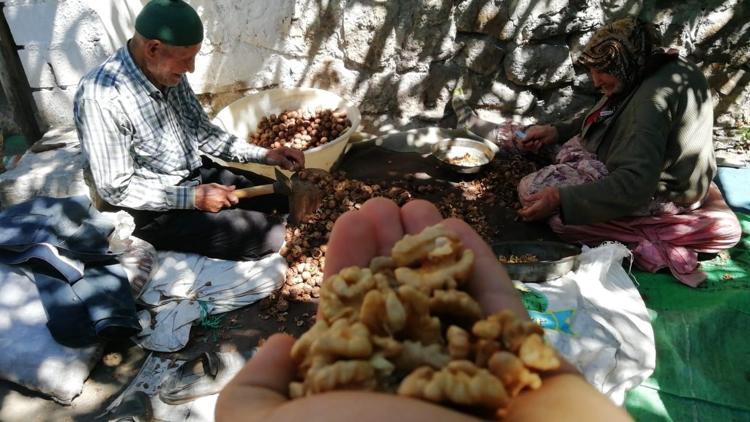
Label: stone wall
xmin=2 ymin=0 xmax=748 ymax=132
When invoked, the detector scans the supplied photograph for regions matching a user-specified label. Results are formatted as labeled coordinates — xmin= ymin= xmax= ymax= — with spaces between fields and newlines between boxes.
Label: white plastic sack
xmin=135 ymin=301 xmax=201 ymax=352
xmin=516 ymin=242 xmax=655 ymax=405
xmin=103 ymin=210 xmax=137 ymax=254
xmin=0 ymin=264 xmax=102 ymax=404
xmin=0 ymin=129 xmax=88 ymax=207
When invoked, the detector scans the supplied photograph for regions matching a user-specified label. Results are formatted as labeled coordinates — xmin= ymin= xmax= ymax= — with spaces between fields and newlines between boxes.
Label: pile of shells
xmin=248 ymin=109 xmax=351 ymax=151
xmin=277 ymin=155 xmax=538 ymax=303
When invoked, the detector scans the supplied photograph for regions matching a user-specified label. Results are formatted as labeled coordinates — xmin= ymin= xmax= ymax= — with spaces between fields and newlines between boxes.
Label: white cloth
xmin=517 ymin=242 xmax=655 ymax=405
xmin=136 ymin=251 xmax=287 ymax=352
xmin=0 ymin=264 xmax=102 ymax=404
xmin=0 ymin=128 xmax=88 ymax=208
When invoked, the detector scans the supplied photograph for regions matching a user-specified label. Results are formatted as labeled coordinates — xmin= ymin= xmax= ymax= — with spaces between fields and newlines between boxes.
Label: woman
xmin=461 ymin=17 xmax=741 ymax=285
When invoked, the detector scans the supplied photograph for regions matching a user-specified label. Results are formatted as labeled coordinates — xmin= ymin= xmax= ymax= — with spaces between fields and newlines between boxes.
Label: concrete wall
xmin=2 ymin=0 xmax=140 ymax=129
xmin=2 ymin=0 xmax=749 ymax=132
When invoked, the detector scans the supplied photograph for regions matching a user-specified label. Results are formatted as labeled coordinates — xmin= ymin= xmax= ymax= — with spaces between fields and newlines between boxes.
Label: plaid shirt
xmin=74 ymin=46 xmax=268 ymax=211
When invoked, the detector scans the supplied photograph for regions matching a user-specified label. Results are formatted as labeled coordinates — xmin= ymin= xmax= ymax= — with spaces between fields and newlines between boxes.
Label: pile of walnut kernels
xmin=289 ymin=225 xmax=560 ymax=418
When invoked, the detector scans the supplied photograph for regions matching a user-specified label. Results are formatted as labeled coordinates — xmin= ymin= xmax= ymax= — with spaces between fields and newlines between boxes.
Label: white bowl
xmin=211 ymin=87 xmax=361 ymax=178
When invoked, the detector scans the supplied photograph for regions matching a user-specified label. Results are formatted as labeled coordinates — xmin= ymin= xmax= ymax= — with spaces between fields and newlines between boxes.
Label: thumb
xmin=518 ymin=200 xmax=544 ymax=221
xmin=268 ymin=152 xmax=293 ymax=169
xmin=217 ymin=334 xmax=296 ymax=420
xmin=525 ymin=128 xmax=542 ymax=141
xmin=229 ymin=333 xmax=295 ymax=392
xmin=279 ymin=157 xmax=295 ymax=170
xmin=227 ymin=190 xmax=239 ymax=205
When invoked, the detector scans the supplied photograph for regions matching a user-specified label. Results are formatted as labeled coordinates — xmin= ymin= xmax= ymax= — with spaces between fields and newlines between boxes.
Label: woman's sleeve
xmin=557 ymin=85 xmax=674 ymax=225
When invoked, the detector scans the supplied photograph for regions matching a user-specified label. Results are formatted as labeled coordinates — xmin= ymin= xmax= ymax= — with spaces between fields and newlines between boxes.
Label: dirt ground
xmin=0 ymin=146 xmax=557 ymax=421
xmin=337 ymin=143 xmax=557 ymax=243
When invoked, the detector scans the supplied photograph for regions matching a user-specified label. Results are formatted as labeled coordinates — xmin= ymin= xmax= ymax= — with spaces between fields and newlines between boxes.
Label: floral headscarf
xmin=578 ymin=17 xmax=662 ymax=90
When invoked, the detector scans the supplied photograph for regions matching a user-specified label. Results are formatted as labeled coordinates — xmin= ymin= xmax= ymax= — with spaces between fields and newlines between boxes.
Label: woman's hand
xmin=516 ymin=125 xmax=558 ymax=153
xmin=265 ymin=146 xmax=305 ymax=171
xmin=518 ymin=187 xmax=561 ymax=221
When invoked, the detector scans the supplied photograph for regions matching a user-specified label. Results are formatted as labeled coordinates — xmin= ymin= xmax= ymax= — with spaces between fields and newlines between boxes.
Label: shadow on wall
xmin=19 ymin=0 xmax=750 ymax=130
xmin=642 ymin=0 xmax=750 ymax=125
xmin=4 ymin=0 xmax=141 ymax=129
xmin=186 ymin=0 xmax=748 ymax=132
xmin=86 ymin=0 xmax=141 ymax=50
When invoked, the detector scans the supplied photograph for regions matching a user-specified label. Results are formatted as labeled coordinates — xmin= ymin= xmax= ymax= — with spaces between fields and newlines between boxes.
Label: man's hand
xmin=516 ymin=125 xmax=558 ymax=153
xmin=195 ymin=183 xmax=238 ymax=213
xmin=265 ymin=147 xmax=305 ymax=171
xmin=518 ymin=187 xmax=561 ymax=221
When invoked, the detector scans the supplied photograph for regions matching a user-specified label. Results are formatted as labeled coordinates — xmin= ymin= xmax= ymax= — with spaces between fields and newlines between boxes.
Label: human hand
xmin=216 ymin=332 xmax=480 ymax=422
xmin=215 ymin=198 xmax=624 ymax=422
xmin=517 ymin=187 xmax=561 ymax=221
xmin=194 ymin=183 xmax=238 ymax=212
xmin=265 ymin=146 xmax=305 ymax=171
xmin=516 ymin=125 xmax=558 ymax=153
xmin=323 ymin=197 xmax=527 ymax=316
xmin=215 ymin=198 xmax=524 ymax=422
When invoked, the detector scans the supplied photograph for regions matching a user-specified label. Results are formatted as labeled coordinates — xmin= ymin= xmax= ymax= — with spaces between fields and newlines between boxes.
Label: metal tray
xmin=492 ymin=241 xmax=581 ymax=282
xmin=432 ymin=138 xmax=495 ymax=174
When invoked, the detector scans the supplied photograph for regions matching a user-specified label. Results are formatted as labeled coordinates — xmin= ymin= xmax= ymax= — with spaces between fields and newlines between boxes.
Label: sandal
xmin=158 ymin=351 xmax=247 ymax=405
xmin=105 ymin=391 xmax=153 ymax=422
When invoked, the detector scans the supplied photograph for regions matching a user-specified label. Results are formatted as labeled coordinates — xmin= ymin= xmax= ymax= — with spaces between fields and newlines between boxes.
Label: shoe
xmin=105 ymin=391 xmax=153 ymax=422
xmin=158 ymin=351 xmax=248 ymax=405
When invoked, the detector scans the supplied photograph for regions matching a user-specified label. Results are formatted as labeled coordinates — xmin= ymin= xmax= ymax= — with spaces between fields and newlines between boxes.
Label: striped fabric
xmin=74 ymin=46 xmax=268 ymax=211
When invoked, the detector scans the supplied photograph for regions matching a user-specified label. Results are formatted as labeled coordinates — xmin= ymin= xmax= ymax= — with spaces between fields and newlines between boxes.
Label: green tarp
xmin=625 ymin=213 xmax=750 ymax=421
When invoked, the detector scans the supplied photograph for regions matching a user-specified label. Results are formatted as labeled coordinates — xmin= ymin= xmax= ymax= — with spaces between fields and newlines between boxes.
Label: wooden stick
xmin=234 ymin=184 xmax=275 ymax=199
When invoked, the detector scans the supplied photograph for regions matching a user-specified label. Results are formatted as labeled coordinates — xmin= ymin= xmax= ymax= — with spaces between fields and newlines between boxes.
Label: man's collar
xmin=120 ymin=41 xmax=163 ymax=99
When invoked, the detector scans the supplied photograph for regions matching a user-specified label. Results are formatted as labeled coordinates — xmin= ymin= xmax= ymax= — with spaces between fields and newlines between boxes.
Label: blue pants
xmin=30 ymin=260 xmax=140 ymax=347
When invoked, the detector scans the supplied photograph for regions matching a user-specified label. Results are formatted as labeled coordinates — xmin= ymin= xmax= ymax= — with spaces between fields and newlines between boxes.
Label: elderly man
xmin=74 ymin=0 xmax=303 ymax=260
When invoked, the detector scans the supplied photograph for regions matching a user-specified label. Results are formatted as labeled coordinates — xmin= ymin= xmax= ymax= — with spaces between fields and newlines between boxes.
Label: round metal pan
xmin=432 ymin=138 xmax=495 ymax=174
xmin=492 ymin=241 xmax=581 ymax=282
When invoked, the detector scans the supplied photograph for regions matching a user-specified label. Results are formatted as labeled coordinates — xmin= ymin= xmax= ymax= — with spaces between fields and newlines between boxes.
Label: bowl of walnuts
xmin=492 ymin=241 xmax=581 ymax=282
xmin=432 ymin=137 xmax=496 ymax=174
xmin=212 ymin=87 xmax=361 ymax=179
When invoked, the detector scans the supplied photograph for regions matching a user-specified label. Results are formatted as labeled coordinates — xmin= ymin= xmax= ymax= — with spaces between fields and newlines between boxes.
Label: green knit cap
xmin=135 ymin=0 xmax=204 ymax=46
